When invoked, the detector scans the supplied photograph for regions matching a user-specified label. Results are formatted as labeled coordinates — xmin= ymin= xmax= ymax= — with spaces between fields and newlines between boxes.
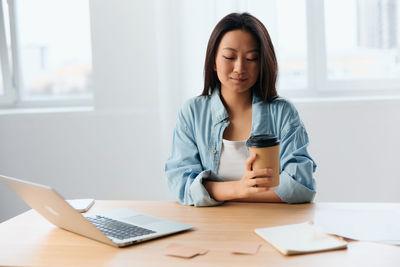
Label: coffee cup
xmin=246 ymin=134 xmax=280 ymax=188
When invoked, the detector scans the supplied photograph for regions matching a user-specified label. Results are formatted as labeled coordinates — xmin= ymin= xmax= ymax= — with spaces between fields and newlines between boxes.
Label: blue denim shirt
xmin=165 ymin=89 xmax=316 ymax=206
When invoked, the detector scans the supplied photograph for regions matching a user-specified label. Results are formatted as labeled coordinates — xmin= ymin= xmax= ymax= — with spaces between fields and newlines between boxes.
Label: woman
xmin=165 ymin=12 xmax=316 ymax=206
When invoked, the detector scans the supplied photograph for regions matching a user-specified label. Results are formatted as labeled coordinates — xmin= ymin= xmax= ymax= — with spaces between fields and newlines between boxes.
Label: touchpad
xmin=122 ymin=214 xmax=162 ymax=225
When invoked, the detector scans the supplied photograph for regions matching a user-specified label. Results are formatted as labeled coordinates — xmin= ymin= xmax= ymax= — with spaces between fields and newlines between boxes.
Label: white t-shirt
xmin=217 ymin=139 xmax=250 ymax=181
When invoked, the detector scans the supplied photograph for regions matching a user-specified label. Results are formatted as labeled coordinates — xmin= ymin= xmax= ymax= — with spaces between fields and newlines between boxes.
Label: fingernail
xmin=267 ymin=168 xmax=273 ymax=174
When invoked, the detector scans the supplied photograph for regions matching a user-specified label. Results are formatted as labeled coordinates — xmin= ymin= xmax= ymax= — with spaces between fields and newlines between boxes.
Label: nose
xmin=233 ymin=58 xmax=246 ymax=74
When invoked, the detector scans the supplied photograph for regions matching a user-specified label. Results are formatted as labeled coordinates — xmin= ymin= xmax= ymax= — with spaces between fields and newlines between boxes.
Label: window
xmin=307 ymin=0 xmax=400 ymax=96
xmin=0 ymin=0 xmax=92 ymax=108
xmin=325 ymin=0 xmax=400 ymax=81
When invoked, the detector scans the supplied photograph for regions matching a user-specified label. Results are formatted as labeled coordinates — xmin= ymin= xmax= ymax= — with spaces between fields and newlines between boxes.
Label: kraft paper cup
xmin=246 ymin=134 xmax=280 ymax=188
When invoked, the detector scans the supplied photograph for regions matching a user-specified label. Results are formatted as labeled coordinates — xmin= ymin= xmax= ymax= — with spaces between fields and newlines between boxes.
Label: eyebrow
xmin=222 ymin=47 xmax=259 ymax=53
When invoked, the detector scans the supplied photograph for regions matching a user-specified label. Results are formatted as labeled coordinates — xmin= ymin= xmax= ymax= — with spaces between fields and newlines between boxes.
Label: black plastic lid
xmin=246 ymin=134 xmax=280 ymax=148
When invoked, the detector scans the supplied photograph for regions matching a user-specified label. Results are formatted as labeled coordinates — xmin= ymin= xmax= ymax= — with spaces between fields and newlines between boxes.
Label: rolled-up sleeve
xmin=165 ymin=107 xmax=223 ymax=207
xmin=274 ymin=124 xmax=317 ymax=203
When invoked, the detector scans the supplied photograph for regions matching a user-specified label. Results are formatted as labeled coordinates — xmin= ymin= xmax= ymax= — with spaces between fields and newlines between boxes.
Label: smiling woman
xmin=165 ymin=13 xmax=316 ymax=207
xmin=215 ymin=30 xmax=261 ymax=95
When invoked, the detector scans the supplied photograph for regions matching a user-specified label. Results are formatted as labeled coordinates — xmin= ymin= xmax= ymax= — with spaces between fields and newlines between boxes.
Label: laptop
xmin=0 ymin=175 xmax=193 ymax=247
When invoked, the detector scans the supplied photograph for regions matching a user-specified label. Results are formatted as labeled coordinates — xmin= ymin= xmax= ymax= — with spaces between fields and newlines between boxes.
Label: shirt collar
xmin=210 ymin=88 xmax=228 ymax=125
xmin=210 ymin=88 xmax=264 ymax=126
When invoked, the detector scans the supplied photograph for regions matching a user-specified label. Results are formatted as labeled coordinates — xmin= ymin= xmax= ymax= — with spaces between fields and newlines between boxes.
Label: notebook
xmin=255 ymin=222 xmax=347 ymax=255
xmin=0 ymin=174 xmax=193 ymax=247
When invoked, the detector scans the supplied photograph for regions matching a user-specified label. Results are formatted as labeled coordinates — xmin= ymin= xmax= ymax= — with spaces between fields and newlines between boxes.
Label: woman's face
xmin=214 ymin=29 xmax=260 ymax=95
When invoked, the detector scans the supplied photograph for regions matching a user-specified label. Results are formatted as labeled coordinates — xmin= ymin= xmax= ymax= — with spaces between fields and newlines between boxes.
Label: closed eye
xmin=223 ymin=56 xmax=235 ymax=60
xmin=247 ymin=58 xmax=258 ymax=62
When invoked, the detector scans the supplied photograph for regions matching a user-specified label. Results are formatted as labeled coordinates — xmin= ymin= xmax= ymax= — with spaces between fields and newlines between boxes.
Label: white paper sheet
xmin=313 ymin=207 xmax=400 ymax=245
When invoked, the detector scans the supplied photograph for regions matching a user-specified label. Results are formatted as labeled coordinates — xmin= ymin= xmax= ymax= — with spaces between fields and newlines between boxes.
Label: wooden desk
xmin=0 ymin=201 xmax=399 ymax=266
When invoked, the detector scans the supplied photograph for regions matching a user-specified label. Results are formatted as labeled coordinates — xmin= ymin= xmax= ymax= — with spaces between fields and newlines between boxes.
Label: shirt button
xmin=223 ymin=119 xmax=228 ymax=123
xmin=212 ymin=149 xmax=217 ymax=154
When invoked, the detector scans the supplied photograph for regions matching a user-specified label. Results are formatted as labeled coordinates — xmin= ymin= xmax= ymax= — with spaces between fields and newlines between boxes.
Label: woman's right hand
xmin=235 ymin=153 xmax=273 ymax=198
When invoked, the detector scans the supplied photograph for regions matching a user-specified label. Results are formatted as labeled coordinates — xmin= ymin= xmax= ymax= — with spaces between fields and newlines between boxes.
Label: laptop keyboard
xmin=87 ymin=215 xmax=156 ymax=240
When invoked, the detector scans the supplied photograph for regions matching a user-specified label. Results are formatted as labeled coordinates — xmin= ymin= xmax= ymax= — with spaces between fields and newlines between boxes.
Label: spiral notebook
xmin=255 ymin=222 xmax=347 ymax=255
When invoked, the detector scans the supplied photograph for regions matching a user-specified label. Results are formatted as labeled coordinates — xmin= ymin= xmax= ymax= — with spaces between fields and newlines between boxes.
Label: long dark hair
xmin=201 ymin=12 xmax=278 ymax=103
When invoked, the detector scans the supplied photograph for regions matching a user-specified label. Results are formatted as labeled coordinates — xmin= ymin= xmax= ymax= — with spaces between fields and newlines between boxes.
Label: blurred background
xmin=1 ymin=0 xmax=400 ymax=222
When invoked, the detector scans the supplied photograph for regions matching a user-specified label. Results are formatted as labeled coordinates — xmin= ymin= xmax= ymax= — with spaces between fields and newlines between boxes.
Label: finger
xmin=252 ymin=168 xmax=273 ymax=178
xmin=251 ymin=178 xmax=273 ymax=187
xmin=249 ymin=186 xmax=270 ymax=194
xmin=245 ymin=153 xmax=257 ymax=171
xmin=246 ymin=177 xmax=270 ymax=188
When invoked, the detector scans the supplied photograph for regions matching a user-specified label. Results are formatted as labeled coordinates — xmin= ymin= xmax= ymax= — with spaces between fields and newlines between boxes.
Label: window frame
xmin=0 ymin=0 xmax=14 ymax=106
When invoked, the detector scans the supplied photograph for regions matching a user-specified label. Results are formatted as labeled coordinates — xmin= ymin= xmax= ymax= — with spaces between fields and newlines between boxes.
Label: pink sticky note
xmin=163 ymin=243 xmax=209 ymax=258
xmin=232 ymin=243 xmax=261 ymax=255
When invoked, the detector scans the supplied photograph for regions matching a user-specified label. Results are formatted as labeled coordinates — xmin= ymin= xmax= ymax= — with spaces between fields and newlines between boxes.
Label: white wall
xmin=296 ymin=98 xmax=400 ymax=202
xmin=1 ymin=0 xmax=400 ymax=223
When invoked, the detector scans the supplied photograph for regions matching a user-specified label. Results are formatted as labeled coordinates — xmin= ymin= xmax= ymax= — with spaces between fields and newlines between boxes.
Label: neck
xmin=220 ymin=86 xmax=252 ymax=116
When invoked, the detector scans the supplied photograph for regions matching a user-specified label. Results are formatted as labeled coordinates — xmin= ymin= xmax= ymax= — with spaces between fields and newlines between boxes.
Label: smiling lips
xmin=230 ymin=77 xmax=248 ymax=83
